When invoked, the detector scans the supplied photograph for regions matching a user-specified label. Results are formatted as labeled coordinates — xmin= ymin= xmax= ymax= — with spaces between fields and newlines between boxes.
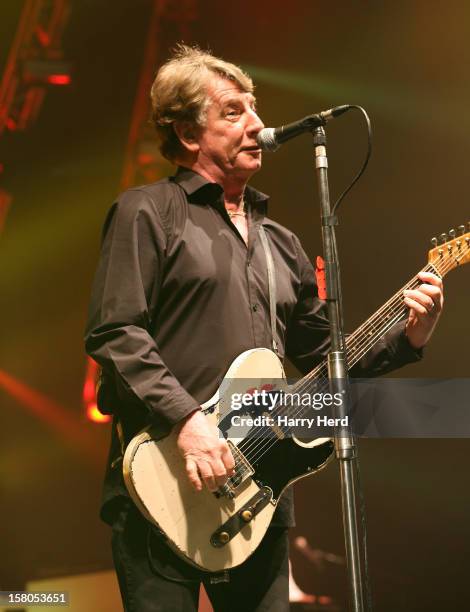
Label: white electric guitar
xmin=123 ymin=226 xmax=470 ymax=572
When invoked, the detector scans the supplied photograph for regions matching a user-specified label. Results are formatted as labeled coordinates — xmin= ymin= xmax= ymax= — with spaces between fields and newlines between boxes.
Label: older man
xmin=85 ymin=45 xmax=443 ymax=612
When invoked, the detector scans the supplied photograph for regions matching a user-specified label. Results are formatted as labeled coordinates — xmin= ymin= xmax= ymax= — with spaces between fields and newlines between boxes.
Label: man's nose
xmin=247 ymin=109 xmax=264 ymax=135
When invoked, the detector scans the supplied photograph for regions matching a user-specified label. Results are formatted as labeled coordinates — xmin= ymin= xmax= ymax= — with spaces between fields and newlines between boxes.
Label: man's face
xmin=193 ymin=76 xmax=264 ymax=182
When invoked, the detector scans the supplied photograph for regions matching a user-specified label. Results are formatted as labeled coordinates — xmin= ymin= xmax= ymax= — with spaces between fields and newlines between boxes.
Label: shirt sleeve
xmin=285 ymin=235 xmax=423 ymax=376
xmin=84 ymin=188 xmax=200 ymax=426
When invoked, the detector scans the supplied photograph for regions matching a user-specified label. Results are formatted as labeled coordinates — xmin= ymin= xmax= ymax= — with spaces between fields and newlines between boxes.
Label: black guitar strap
xmin=258 ymin=225 xmax=280 ymax=357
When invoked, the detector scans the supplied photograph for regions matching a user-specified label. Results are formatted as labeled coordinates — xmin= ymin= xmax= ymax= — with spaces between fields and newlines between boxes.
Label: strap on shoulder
xmin=258 ymin=225 xmax=280 ymax=357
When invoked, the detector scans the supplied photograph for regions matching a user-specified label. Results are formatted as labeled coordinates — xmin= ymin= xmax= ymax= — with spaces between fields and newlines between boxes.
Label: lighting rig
xmin=0 ymin=0 xmax=71 ymax=231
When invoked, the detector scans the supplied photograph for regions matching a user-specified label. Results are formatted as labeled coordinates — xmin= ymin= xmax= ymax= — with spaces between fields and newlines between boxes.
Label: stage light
xmin=82 ymin=377 xmax=96 ymax=404
xmin=47 ymin=74 xmax=71 ymax=85
xmin=83 ymin=358 xmax=112 ymax=424
xmin=86 ymin=403 xmax=111 ymax=424
xmin=22 ymin=59 xmax=72 ymax=86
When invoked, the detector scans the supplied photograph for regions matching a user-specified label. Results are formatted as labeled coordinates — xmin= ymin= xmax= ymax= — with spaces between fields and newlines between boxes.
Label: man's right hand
xmin=175 ymin=410 xmax=235 ymax=492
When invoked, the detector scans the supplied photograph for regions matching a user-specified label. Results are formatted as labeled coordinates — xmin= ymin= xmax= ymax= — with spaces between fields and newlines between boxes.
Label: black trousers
xmin=111 ymin=501 xmax=289 ymax=612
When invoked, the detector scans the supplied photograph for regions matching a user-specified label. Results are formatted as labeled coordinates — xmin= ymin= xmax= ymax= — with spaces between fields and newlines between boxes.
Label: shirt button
xmin=252 ymin=304 xmax=258 ymax=312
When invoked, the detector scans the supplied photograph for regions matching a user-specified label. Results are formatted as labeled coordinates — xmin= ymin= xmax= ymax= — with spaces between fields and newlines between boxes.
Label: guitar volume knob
xmin=241 ymin=509 xmax=253 ymax=522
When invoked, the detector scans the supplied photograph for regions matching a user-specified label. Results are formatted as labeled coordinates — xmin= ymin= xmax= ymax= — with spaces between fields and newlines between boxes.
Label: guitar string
xmin=238 ymin=262 xmax=447 ymax=466
xmin=230 ymin=251 xmax=459 ymax=474
xmin=240 ymin=250 xmax=462 ymax=468
xmin=227 ymin=248 xmax=464 ymax=483
xmin=236 ymin=306 xmax=405 ymax=467
xmin=236 ymin=266 xmax=433 ymax=461
xmin=242 ymin=307 xmax=407 ymax=467
xmin=226 ymin=309 xmax=404 ymax=486
xmin=228 ymin=302 xmax=404 ymax=477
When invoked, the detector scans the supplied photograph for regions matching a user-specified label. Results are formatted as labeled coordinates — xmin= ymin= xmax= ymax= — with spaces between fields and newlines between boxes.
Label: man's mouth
xmin=241 ymin=146 xmax=261 ymax=153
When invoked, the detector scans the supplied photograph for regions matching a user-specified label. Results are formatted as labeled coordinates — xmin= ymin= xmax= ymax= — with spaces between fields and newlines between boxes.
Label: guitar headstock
xmin=428 ymin=223 xmax=470 ymax=277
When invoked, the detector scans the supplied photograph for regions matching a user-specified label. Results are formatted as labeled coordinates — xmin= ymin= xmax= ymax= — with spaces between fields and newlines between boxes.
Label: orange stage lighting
xmin=87 ymin=403 xmax=111 ymax=424
xmin=82 ymin=357 xmax=112 ymax=424
xmin=0 ymin=368 xmax=102 ymax=465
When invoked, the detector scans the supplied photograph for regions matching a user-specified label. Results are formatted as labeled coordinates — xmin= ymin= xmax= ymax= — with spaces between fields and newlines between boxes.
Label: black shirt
xmin=85 ymin=167 xmax=421 ymax=526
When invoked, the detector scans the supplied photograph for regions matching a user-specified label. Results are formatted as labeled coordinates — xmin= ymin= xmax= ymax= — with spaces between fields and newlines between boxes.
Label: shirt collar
xmin=171 ymin=166 xmax=269 ymax=217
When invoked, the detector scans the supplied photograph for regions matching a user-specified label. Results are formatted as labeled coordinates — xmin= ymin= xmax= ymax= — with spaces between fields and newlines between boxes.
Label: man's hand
xmin=175 ymin=410 xmax=235 ymax=492
xmin=403 ymin=271 xmax=444 ymax=349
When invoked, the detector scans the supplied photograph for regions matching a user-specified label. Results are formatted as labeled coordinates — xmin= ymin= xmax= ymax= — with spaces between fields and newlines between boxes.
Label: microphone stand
xmin=312 ymin=125 xmax=365 ymax=611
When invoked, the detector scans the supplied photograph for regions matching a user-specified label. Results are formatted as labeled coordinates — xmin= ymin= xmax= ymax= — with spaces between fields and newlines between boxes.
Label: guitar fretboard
xmin=292 ymin=263 xmax=439 ymax=398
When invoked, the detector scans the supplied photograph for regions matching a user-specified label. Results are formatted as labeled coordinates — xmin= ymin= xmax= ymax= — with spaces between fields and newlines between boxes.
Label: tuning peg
xmin=439 ymin=233 xmax=447 ymax=244
xmin=449 ymin=228 xmax=456 ymax=240
xmin=458 ymin=225 xmax=465 ymax=235
xmin=431 ymin=237 xmax=438 ymax=248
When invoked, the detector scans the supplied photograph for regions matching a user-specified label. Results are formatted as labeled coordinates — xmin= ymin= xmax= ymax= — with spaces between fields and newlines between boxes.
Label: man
xmin=85 ymin=45 xmax=443 ymax=611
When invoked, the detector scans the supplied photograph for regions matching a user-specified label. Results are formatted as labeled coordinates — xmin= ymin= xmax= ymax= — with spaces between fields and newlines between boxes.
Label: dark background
xmin=1 ymin=1 xmax=469 ymax=610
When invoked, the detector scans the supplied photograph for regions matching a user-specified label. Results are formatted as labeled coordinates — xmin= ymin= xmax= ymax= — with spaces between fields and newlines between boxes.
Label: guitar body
xmin=123 ymin=348 xmax=334 ymax=572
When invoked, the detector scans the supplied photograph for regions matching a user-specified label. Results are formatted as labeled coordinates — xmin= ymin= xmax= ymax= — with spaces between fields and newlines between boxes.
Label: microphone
xmin=257 ymin=105 xmax=351 ymax=152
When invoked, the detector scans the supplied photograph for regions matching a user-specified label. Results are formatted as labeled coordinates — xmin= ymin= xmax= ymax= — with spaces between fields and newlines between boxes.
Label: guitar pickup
xmin=210 ymin=487 xmax=272 ymax=548
xmin=213 ymin=442 xmax=254 ymax=499
xmin=228 ymin=441 xmax=253 ymax=484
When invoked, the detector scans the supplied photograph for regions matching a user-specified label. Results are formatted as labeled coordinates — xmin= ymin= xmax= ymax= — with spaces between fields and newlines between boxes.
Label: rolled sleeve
xmin=351 ymin=319 xmax=423 ymax=377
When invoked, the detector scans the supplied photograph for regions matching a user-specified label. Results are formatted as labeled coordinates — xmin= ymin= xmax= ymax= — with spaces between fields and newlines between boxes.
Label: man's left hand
xmin=403 ymin=271 xmax=444 ymax=349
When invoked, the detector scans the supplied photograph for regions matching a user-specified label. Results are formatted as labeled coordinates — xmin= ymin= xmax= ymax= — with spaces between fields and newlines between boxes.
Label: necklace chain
xmin=227 ymin=197 xmax=246 ymax=218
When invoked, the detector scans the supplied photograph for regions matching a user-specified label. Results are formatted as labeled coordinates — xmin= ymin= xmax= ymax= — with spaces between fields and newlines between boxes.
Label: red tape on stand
xmin=315 ymin=255 xmax=327 ymax=300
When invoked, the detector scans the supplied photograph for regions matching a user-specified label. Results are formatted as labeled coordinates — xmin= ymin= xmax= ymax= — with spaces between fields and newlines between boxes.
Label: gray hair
xmin=150 ymin=44 xmax=254 ymax=161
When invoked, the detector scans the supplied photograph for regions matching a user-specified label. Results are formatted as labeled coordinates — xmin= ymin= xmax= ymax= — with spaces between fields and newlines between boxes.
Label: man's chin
xmin=238 ymin=158 xmax=262 ymax=175
xmin=225 ymin=154 xmax=262 ymax=180
xmin=235 ymin=164 xmax=261 ymax=180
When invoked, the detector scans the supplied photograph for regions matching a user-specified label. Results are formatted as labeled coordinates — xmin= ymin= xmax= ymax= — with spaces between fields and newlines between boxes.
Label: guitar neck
xmin=345 ymin=262 xmax=438 ymax=369
xmin=298 ymin=262 xmax=442 ymax=391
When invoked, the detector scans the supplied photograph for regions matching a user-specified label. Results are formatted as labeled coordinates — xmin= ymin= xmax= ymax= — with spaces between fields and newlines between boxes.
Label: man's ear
xmin=173 ymin=121 xmax=200 ymax=154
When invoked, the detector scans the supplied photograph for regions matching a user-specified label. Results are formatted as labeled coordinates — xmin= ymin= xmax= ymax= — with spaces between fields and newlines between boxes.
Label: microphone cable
xmin=332 ymin=105 xmax=372 ymax=215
